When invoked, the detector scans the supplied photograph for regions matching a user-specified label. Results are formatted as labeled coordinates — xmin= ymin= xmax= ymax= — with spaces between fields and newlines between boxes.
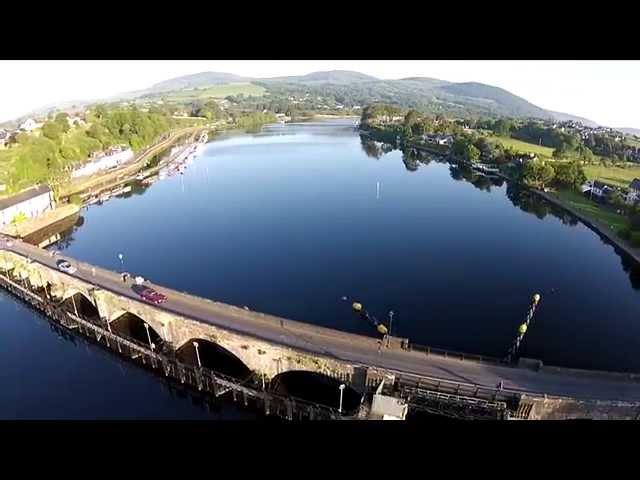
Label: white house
xmin=71 ymin=147 xmax=134 ymax=179
xmin=626 ymin=178 xmax=640 ymax=205
xmin=587 ymin=180 xmax=612 ymax=200
xmin=18 ymin=118 xmax=39 ymax=132
xmin=0 ymin=185 xmax=55 ymax=226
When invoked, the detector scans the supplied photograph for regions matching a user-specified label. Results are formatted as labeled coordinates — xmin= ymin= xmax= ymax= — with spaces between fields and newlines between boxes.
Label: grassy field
xmin=552 ymin=188 xmax=628 ymax=232
xmin=583 ymin=164 xmax=640 ymax=188
xmin=156 ymin=83 xmax=266 ymax=102
xmin=490 ymin=136 xmax=555 ymax=158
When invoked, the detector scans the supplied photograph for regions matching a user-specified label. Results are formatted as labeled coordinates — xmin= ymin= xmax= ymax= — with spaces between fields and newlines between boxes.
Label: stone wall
xmin=522 ymin=394 xmax=640 ymax=420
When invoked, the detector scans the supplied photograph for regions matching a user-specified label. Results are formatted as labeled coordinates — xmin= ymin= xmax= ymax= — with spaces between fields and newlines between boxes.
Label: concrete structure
xmin=0 ymin=185 xmax=54 ymax=227
xmin=3 ymin=238 xmax=640 ymax=419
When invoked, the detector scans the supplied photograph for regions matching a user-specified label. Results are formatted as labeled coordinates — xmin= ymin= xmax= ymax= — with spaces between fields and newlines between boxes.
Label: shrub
xmin=11 ymin=212 xmax=28 ymax=224
xmin=618 ymin=227 xmax=632 ymax=240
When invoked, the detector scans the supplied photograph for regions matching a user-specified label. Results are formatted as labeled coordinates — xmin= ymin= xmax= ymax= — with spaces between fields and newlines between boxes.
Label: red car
xmin=132 ymin=285 xmax=167 ymax=305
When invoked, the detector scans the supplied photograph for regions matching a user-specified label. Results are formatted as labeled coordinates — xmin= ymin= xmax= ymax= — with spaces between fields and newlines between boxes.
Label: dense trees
xmin=42 ymin=121 xmax=63 ymax=141
xmin=451 ymin=137 xmax=481 ymax=163
xmin=521 ymin=159 xmax=555 ymax=188
xmin=192 ymin=100 xmax=226 ymax=121
xmin=2 ymin=106 xmax=183 ymax=194
xmin=361 ymin=104 xmax=404 ymax=126
xmin=553 ymin=161 xmax=587 ymax=190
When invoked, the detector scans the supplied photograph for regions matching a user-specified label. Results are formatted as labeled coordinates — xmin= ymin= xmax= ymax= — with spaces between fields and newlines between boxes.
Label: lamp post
xmin=193 ymin=341 xmax=202 ymax=368
xmin=143 ymin=322 xmax=152 ymax=349
xmin=387 ymin=310 xmax=394 ymax=347
xmin=338 ymin=384 xmax=346 ymax=414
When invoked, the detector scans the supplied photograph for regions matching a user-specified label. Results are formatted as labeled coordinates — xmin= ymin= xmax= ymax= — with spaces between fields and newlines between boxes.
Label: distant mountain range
xmin=5 ymin=69 xmax=621 ymax=129
xmin=133 ymin=70 xmax=600 ymax=126
xmin=619 ymin=127 xmax=640 ymax=137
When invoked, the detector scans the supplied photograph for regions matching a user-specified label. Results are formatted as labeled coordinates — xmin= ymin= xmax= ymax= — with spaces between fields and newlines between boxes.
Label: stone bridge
xmin=4 ymin=240 xmax=640 ymax=420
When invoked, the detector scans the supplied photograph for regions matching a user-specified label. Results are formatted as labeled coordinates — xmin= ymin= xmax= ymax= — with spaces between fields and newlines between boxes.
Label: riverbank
xmin=59 ymin=126 xmax=204 ymax=201
xmin=533 ymin=188 xmax=640 ymax=266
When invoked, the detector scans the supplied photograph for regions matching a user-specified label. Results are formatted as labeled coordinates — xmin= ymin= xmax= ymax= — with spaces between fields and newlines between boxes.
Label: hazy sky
xmin=1 ymin=60 xmax=639 ymax=128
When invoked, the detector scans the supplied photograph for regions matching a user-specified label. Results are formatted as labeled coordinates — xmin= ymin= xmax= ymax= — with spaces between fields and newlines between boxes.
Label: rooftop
xmin=0 ymin=185 xmax=51 ymax=211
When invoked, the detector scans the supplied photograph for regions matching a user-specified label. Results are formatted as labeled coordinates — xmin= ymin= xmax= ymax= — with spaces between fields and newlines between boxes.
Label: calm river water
xmin=2 ymin=119 xmax=639 ymax=419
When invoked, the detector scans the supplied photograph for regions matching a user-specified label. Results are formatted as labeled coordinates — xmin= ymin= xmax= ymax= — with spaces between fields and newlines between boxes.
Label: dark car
xmin=132 ymin=284 xmax=167 ymax=305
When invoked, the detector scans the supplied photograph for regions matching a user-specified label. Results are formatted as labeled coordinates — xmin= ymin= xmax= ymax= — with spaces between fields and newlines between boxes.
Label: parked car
xmin=132 ymin=284 xmax=167 ymax=305
xmin=56 ymin=259 xmax=77 ymax=274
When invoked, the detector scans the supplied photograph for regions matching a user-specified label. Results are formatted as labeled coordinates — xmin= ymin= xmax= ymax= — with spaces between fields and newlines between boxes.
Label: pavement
xmin=3 ymin=235 xmax=640 ymax=404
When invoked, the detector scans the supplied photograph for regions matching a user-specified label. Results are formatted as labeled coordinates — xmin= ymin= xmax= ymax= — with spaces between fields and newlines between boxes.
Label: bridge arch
xmin=110 ymin=311 xmax=164 ymax=348
xmin=176 ymin=338 xmax=253 ymax=381
xmin=59 ymin=289 xmax=100 ymax=322
xmin=270 ymin=370 xmax=362 ymax=414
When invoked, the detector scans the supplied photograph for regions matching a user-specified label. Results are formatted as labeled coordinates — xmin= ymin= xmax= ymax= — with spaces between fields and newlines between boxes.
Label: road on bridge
xmin=3 ymin=236 xmax=640 ymax=404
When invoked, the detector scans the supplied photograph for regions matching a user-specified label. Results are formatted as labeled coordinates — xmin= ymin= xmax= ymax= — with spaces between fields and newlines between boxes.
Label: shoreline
xmin=532 ymin=188 xmax=640 ymax=267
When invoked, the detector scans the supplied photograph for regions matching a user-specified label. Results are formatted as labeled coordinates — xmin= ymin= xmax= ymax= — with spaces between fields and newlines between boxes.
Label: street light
xmin=118 ymin=253 xmax=124 ymax=271
xmin=338 ymin=384 xmax=346 ymax=414
xmin=193 ymin=341 xmax=201 ymax=368
xmin=143 ymin=322 xmax=152 ymax=349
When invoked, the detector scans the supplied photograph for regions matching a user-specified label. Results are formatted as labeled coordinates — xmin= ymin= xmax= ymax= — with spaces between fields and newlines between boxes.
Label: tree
xmin=467 ymin=144 xmax=481 ymax=163
xmin=606 ymin=189 xmax=626 ymax=212
xmin=93 ymin=105 xmax=108 ymax=120
xmin=554 ymin=160 xmax=587 ymax=190
xmin=55 ymin=112 xmax=70 ymax=133
xmin=493 ymin=118 xmax=513 ymax=137
xmin=42 ymin=121 xmax=63 ymax=141
xmin=522 ymin=160 xmax=555 ymax=188
xmin=403 ymin=110 xmax=421 ymax=129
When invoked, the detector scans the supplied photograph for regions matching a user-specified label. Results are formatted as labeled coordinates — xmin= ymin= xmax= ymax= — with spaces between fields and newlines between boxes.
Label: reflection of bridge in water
xmin=3 ymin=237 xmax=640 ymax=420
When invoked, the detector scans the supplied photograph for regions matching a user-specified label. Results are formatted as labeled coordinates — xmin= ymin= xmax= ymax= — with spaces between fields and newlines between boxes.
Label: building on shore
xmin=0 ymin=185 xmax=55 ymax=227
xmin=18 ymin=118 xmax=41 ymax=132
xmin=626 ymin=178 xmax=640 ymax=205
xmin=71 ymin=146 xmax=134 ymax=179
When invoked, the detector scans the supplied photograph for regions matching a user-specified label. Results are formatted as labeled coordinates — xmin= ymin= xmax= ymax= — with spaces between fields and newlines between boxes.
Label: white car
xmin=56 ymin=260 xmax=77 ymax=275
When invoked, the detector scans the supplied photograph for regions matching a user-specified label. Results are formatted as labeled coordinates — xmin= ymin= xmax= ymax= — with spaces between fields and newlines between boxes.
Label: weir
xmin=3 ymin=238 xmax=640 ymax=420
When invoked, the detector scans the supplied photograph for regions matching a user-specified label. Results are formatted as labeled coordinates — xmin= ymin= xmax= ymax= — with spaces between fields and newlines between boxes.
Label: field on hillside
xmin=153 ymin=83 xmax=266 ymax=102
xmin=583 ymin=164 xmax=640 ymax=188
xmin=490 ymin=136 xmax=555 ymax=158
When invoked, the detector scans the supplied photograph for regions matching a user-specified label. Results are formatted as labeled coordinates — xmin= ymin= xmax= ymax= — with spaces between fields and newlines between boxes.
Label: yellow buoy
xmin=352 ymin=302 xmax=362 ymax=312
xmin=518 ymin=323 xmax=528 ymax=335
xmin=377 ymin=324 xmax=388 ymax=335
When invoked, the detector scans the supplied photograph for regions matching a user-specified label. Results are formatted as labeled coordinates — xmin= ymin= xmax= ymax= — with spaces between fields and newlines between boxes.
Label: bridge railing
xmin=395 ymin=373 xmax=520 ymax=408
xmin=407 ymin=342 xmax=505 ymax=366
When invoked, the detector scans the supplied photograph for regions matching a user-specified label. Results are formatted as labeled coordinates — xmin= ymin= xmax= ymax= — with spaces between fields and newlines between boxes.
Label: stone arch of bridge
xmin=109 ymin=310 xmax=165 ymax=348
xmin=59 ymin=288 xmax=100 ymax=321
xmin=176 ymin=337 xmax=253 ymax=381
xmin=269 ymin=370 xmax=362 ymax=414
